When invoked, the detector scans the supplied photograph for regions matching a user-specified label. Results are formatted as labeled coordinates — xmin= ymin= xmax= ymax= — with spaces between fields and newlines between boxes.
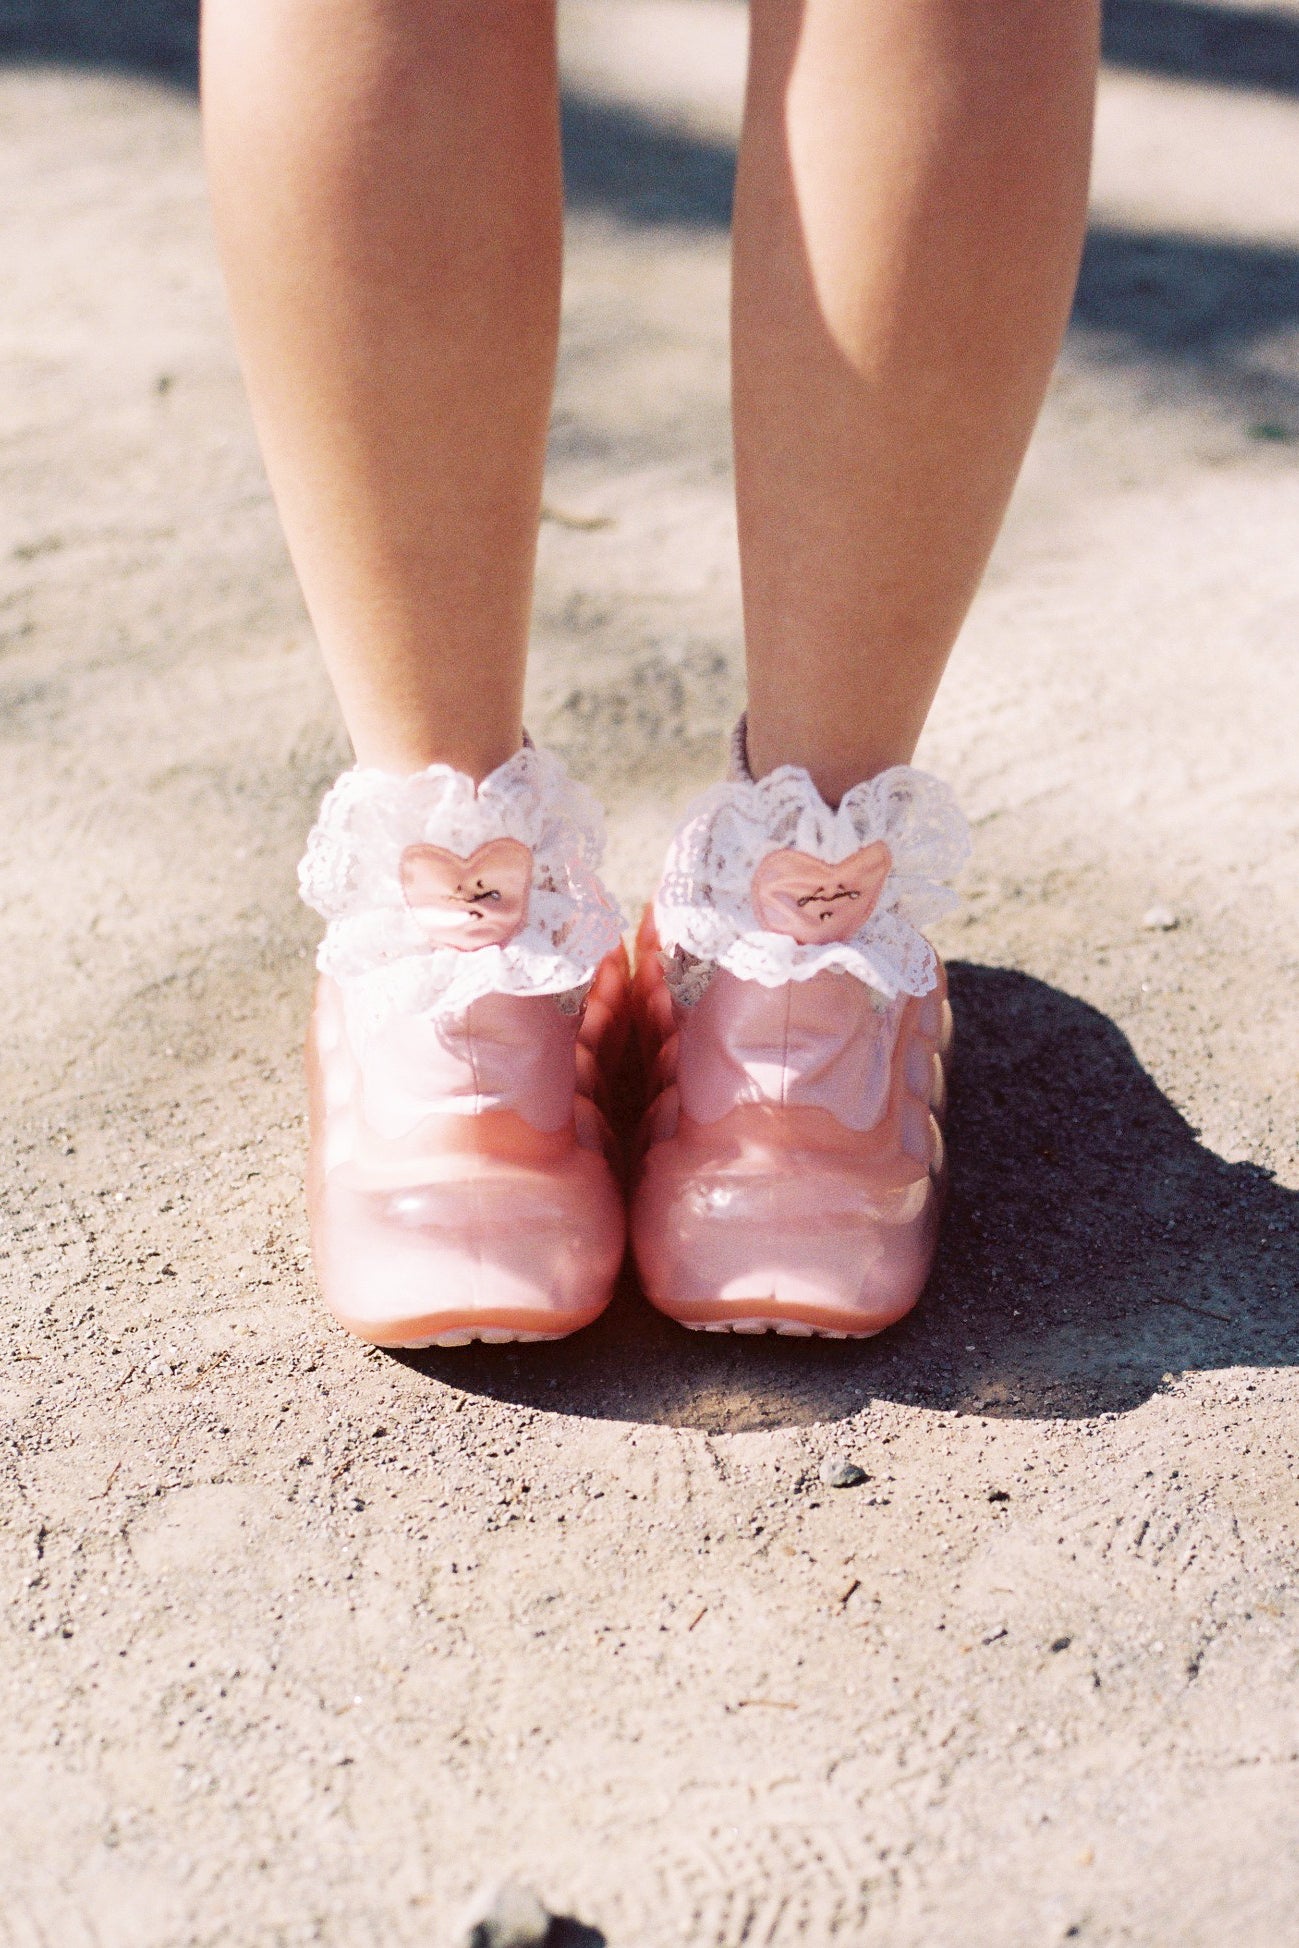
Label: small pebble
xmin=459 ymin=1879 xmax=552 ymax=1948
xmin=1141 ymin=904 xmax=1178 ymax=931
xmin=819 ymin=1452 xmax=867 ymax=1489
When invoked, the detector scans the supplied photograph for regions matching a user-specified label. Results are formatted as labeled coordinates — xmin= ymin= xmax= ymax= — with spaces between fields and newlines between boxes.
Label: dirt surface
xmin=3 ymin=4 xmax=1299 ymax=1944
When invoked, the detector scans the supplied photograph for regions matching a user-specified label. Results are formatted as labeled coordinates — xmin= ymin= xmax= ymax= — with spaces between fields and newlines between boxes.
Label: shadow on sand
xmin=402 ymin=964 xmax=1299 ymax=1433
xmin=0 ymin=0 xmax=199 ymax=81
xmin=1104 ymin=0 xmax=1299 ymax=96
xmin=10 ymin=0 xmax=1299 ymax=99
xmin=8 ymin=0 xmax=1299 ymax=414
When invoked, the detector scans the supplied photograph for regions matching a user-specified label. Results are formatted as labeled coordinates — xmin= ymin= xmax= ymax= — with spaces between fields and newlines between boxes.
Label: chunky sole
xmin=631 ymin=1164 xmax=944 ymax=1340
xmin=685 ymin=1316 xmax=854 ymax=1339
xmin=360 ymin=1323 xmax=591 ymax=1351
xmin=637 ymin=1168 xmax=946 ymax=1341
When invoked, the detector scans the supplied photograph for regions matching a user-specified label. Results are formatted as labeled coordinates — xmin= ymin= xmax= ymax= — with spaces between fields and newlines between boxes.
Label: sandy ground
xmin=2 ymin=3 xmax=1299 ymax=1943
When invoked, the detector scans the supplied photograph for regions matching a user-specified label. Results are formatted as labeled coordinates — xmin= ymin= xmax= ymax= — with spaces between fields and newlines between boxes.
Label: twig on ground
xmin=1155 ymin=1296 xmax=1233 ymax=1326
xmin=181 ymin=1348 xmax=229 ymax=1391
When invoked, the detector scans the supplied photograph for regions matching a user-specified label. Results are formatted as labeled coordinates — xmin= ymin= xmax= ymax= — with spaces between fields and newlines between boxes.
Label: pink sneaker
xmin=630 ymin=719 xmax=969 ymax=1338
xmin=299 ymin=744 xmax=628 ymax=1347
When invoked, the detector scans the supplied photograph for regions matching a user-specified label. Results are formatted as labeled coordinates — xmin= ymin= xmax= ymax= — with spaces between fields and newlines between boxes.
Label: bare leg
xmin=734 ymin=0 xmax=1099 ymax=804
xmin=202 ymin=0 xmax=561 ymax=779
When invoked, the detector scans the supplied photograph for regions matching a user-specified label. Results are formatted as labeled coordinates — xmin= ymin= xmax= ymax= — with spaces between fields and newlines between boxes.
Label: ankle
xmin=347 ymin=724 xmax=527 ymax=785
xmin=740 ymin=710 xmax=916 ymax=807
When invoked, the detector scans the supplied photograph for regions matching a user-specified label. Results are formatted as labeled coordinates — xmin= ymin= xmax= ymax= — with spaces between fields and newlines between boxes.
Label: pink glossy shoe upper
xmin=308 ymin=946 xmax=630 ymax=1347
xmin=675 ymin=966 xmax=905 ymax=1132
xmin=356 ymin=985 xmax=583 ymax=1142
xmin=630 ymin=908 xmax=951 ymax=1336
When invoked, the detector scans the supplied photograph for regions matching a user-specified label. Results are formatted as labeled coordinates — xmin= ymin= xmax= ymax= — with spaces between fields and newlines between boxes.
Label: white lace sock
xmin=655 ymin=716 xmax=970 ymax=1003
xmin=299 ymin=744 xmax=625 ymax=1047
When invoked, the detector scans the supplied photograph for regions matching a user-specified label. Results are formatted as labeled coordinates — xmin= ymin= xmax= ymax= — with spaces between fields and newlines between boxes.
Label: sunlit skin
xmin=203 ymin=0 xmax=1098 ymax=798
xmin=202 ymin=0 xmax=561 ymax=780
xmin=737 ymin=0 xmax=1099 ymax=803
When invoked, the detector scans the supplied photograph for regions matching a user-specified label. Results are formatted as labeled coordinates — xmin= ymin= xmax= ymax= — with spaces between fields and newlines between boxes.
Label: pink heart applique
xmin=750 ymin=842 xmax=892 ymax=945
xmin=399 ymin=837 xmax=532 ymax=951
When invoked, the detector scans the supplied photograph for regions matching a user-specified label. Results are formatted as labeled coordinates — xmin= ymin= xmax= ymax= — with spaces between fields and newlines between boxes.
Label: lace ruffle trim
xmin=655 ymin=755 xmax=970 ymax=1000
xmin=299 ymin=745 xmax=624 ymax=1024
